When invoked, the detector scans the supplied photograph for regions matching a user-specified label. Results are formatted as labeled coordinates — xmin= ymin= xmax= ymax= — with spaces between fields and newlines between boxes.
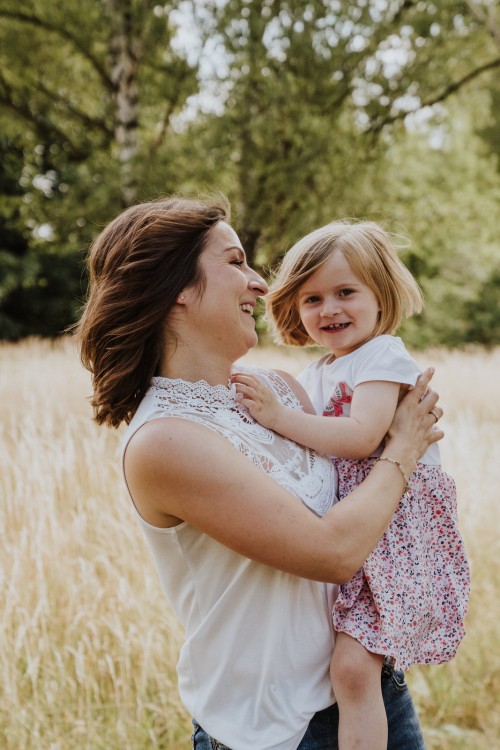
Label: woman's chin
xmin=248 ymin=331 xmax=259 ymax=351
xmin=236 ymin=332 xmax=258 ymax=360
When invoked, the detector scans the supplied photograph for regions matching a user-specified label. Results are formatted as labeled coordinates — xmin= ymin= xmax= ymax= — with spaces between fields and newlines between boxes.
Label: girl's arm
xmin=124 ymin=370 xmax=442 ymax=584
xmin=231 ymin=371 xmax=400 ymax=459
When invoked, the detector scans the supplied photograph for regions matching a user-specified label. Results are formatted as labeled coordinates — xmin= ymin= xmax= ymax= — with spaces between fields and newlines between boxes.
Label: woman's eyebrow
xmin=224 ymin=245 xmax=246 ymax=259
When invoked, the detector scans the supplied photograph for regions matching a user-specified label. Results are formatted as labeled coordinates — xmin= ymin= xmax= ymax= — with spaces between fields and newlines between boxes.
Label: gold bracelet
xmin=375 ymin=456 xmax=410 ymax=495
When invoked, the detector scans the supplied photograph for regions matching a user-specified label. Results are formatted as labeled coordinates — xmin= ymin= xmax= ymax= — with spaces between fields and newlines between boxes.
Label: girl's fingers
xmin=234 ymin=383 xmax=256 ymax=395
xmin=231 ymin=373 xmax=257 ymax=385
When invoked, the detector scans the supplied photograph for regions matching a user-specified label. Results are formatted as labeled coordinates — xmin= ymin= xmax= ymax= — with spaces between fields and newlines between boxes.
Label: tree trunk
xmin=102 ymin=0 xmax=142 ymax=206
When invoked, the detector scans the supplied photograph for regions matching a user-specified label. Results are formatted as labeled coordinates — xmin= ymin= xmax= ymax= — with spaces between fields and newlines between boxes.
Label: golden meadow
xmin=1 ymin=338 xmax=499 ymax=749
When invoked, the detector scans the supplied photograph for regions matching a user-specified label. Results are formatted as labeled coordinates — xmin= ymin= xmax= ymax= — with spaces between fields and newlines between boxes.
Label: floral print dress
xmin=297 ymin=336 xmax=471 ymax=671
xmin=334 ymin=455 xmax=469 ymax=670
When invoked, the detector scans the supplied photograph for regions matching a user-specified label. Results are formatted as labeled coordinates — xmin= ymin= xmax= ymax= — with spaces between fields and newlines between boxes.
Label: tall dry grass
xmin=0 ymin=338 xmax=498 ymax=749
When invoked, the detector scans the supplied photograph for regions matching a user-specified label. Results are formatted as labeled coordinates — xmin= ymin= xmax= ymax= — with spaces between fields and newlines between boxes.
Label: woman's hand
xmin=384 ymin=367 xmax=444 ymax=477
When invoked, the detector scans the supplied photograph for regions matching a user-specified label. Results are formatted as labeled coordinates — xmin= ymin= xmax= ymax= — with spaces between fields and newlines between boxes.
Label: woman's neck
xmin=159 ymin=345 xmax=234 ymax=386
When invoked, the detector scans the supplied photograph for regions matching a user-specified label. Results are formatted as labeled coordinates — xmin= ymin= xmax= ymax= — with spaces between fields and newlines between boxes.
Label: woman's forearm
xmin=321 ymin=370 xmax=443 ymax=582
xmin=321 ymin=454 xmax=409 ymax=582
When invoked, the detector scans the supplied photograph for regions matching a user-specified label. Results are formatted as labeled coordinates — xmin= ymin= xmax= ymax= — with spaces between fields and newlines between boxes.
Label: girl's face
xmin=297 ymin=250 xmax=381 ymax=358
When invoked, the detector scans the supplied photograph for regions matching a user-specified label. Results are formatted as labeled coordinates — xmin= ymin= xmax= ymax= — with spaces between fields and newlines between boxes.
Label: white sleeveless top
xmin=122 ymin=367 xmax=338 ymax=750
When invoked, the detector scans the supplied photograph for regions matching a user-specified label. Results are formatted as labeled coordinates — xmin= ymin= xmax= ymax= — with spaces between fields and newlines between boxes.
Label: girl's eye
xmin=304 ymin=295 xmax=321 ymax=304
xmin=339 ymin=289 xmax=354 ymax=297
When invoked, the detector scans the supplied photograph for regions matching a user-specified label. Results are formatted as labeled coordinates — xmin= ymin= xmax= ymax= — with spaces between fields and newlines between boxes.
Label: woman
xmin=77 ymin=195 xmax=442 ymax=750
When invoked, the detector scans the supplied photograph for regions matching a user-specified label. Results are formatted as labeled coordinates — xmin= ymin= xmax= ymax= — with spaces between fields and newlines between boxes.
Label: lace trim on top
xmin=149 ymin=367 xmax=334 ymax=517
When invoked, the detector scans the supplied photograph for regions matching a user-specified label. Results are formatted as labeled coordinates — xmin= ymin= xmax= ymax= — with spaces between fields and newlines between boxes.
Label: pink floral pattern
xmin=322 ymin=381 xmax=352 ymax=417
xmin=333 ymin=457 xmax=470 ymax=671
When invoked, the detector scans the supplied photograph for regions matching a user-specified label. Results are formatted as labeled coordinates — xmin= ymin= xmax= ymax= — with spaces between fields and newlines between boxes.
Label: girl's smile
xmin=298 ymin=251 xmax=381 ymax=358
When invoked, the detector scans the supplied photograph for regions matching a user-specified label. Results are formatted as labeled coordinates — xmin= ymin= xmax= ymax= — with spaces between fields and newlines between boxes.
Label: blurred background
xmin=0 ymin=0 xmax=499 ymax=346
xmin=1 ymin=2 xmax=500 ymax=749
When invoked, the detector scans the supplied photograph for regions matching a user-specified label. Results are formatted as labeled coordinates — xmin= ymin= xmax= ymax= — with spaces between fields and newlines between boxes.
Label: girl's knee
xmin=331 ymin=637 xmax=383 ymax=701
xmin=331 ymin=650 xmax=366 ymax=697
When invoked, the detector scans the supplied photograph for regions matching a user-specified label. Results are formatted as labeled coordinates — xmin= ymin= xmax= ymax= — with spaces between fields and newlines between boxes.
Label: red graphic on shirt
xmin=322 ymin=381 xmax=353 ymax=417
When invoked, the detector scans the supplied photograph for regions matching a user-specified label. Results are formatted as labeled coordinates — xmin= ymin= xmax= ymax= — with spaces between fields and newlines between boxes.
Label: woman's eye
xmin=231 ymin=259 xmax=244 ymax=266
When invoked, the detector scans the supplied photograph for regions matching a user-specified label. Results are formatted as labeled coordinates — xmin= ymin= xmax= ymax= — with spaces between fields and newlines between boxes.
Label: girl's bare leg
xmin=330 ymin=631 xmax=387 ymax=750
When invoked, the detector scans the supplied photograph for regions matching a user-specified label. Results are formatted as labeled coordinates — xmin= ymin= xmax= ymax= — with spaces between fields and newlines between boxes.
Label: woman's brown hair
xmin=76 ymin=195 xmax=230 ymax=428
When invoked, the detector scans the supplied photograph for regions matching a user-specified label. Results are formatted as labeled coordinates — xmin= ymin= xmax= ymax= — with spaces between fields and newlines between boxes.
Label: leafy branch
xmin=0 ymin=73 xmax=90 ymax=160
xmin=0 ymin=9 xmax=113 ymax=92
xmin=369 ymin=56 xmax=500 ymax=133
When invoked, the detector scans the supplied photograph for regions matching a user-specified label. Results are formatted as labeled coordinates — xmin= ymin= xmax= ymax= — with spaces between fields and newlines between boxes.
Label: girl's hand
xmin=231 ymin=373 xmax=285 ymax=430
xmin=384 ymin=368 xmax=444 ymax=477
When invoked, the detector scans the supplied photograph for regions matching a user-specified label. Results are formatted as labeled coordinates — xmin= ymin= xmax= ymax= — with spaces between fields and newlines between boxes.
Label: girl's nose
xmin=320 ymin=301 xmax=341 ymax=317
xmin=248 ymin=274 xmax=268 ymax=296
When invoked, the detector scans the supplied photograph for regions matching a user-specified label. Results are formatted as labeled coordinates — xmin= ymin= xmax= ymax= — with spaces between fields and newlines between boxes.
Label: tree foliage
xmin=0 ymin=0 xmax=499 ymax=344
xmin=182 ymin=0 xmax=500 ymax=263
xmin=0 ymin=0 xmax=199 ymax=336
xmin=463 ymin=269 xmax=500 ymax=346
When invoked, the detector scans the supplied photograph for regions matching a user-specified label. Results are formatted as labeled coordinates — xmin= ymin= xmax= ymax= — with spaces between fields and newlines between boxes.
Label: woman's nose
xmin=248 ymin=274 xmax=269 ymax=296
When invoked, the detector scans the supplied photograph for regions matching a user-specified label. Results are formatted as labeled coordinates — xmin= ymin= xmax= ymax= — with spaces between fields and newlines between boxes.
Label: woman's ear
xmin=176 ymin=292 xmax=186 ymax=304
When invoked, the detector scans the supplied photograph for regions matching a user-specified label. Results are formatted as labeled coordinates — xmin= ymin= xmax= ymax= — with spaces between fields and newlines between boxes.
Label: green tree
xmin=0 ymin=135 xmax=87 ymax=337
xmin=464 ymin=269 xmax=500 ymax=346
xmin=182 ymin=0 xmax=500 ymax=267
xmin=1 ymin=0 xmax=499 ymax=343
xmin=0 ymin=0 xmax=199 ymax=338
xmin=362 ymin=91 xmax=500 ymax=348
xmin=0 ymin=136 xmax=31 ymax=338
xmin=0 ymin=0 xmax=198 ymax=205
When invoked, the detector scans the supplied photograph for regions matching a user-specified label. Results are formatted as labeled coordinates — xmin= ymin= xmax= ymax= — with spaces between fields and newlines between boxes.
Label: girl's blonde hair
xmin=266 ymin=220 xmax=424 ymax=347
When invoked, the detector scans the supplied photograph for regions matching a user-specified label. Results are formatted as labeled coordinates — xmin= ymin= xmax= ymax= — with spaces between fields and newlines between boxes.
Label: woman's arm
xmin=232 ymin=371 xmax=400 ymax=458
xmin=124 ymin=370 xmax=442 ymax=584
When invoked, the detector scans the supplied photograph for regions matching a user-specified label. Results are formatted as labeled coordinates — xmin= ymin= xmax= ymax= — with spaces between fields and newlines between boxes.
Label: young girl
xmin=232 ymin=221 xmax=470 ymax=750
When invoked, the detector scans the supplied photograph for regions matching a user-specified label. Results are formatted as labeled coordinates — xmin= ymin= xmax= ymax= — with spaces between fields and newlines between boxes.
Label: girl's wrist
xmin=272 ymin=405 xmax=290 ymax=434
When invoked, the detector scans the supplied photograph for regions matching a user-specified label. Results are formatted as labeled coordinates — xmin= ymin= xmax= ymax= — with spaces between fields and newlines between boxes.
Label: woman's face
xmin=183 ymin=222 xmax=268 ymax=360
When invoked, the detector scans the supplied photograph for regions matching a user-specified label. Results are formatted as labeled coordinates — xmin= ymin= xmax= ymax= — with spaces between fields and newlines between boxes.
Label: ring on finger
xmin=430 ymin=410 xmax=439 ymax=423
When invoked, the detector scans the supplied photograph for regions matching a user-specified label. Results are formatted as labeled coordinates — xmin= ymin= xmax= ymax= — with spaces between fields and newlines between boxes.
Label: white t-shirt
xmin=297 ymin=335 xmax=440 ymax=465
xmin=122 ymin=367 xmax=338 ymax=750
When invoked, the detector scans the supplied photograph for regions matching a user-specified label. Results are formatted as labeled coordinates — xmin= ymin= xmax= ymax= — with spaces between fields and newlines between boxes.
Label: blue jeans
xmin=191 ymin=661 xmax=426 ymax=749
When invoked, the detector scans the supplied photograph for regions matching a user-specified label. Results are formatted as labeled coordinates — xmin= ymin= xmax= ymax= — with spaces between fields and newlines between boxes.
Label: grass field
xmin=1 ymin=338 xmax=499 ymax=749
